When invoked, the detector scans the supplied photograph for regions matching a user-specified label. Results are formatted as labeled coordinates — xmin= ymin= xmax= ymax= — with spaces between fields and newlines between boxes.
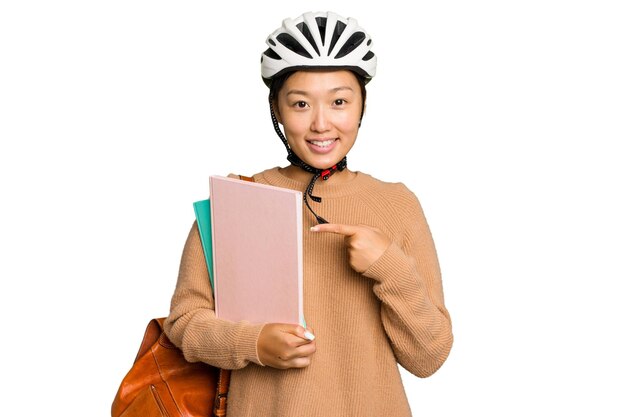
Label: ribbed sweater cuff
xmin=362 ymin=242 xmax=419 ymax=289
xmin=237 ymin=322 xmax=267 ymax=366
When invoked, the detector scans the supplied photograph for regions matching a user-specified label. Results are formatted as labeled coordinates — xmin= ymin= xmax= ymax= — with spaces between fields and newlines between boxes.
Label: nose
xmin=310 ymin=107 xmax=330 ymax=133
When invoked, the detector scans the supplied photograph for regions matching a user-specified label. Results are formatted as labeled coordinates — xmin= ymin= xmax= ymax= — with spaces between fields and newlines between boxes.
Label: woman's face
xmin=275 ymin=70 xmax=363 ymax=170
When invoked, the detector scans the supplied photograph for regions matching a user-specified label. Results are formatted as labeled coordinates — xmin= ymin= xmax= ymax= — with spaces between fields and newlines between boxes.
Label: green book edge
xmin=193 ymin=199 xmax=214 ymax=294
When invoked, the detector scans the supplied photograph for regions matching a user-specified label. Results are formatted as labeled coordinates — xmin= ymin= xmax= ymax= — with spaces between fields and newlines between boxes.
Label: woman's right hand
xmin=257 ymin=323 xmax=317 ymax=369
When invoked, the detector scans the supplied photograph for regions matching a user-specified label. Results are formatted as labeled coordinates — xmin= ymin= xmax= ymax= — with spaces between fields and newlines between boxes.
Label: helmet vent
xmin=315 ymin=17 xmax=327 ymax=45
xmin=362 ymin=51 xmax=375 ymax=61
xmin=328 ymin=20 xmax=347 ymax=56
xmin=296 ymin=22 xmax=321 ymax=56
xmin=277 ymin=33 xmax=313 ymax=58
xmin=263 ymin=48 xmax=282 ymax=60
xmin=335 ymin=31 xmax=366 ymax=59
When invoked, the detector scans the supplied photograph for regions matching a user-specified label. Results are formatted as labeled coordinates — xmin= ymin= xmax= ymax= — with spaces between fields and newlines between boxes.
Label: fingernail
xmin=304 ymin=330 xmax=315 ymax=341
xmin=310 ymin=226 xmax=318 ymax=232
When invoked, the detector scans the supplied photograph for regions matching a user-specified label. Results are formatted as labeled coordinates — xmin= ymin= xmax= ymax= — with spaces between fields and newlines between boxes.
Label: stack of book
xmin=193 ymin=176 xmax=306 ymax=327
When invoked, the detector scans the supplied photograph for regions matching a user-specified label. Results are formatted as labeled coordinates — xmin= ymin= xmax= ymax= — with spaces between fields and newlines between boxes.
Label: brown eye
xmin=334 ymin=99 xmax=346 ymax=106
xmin=296 ymin=101 xmax=307 ymax=108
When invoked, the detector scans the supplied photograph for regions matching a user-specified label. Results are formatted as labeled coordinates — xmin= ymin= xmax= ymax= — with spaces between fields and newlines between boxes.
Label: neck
xmin=279 ymin=164 xmax=355 ymax=184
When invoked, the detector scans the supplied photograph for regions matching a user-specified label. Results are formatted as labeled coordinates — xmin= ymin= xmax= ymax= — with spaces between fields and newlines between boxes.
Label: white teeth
xmin=310 ymin=139 xmax=335 ymax=147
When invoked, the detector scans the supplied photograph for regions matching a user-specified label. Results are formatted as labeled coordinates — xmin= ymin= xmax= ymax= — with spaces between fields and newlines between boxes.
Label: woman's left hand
xmin=311 ymin=223 xmax=392 ymax=273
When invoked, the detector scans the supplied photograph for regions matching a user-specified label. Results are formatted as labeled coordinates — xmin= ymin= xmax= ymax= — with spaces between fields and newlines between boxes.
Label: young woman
xmin=164 ymin=11 xmax=453 ymax=416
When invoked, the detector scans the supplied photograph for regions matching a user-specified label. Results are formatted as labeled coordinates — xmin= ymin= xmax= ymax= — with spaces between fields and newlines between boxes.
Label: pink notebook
xmin=209 ymin=175 xmax=304 ymax=326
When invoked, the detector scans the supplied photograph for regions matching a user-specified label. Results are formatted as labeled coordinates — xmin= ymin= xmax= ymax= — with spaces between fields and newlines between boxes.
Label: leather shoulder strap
xmin=214 ymin=369 xmax=231 ymax=417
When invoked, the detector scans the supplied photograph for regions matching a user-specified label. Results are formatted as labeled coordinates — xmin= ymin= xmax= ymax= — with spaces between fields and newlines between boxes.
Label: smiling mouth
xmin=307 ymin=138 xmax=337 ymax=148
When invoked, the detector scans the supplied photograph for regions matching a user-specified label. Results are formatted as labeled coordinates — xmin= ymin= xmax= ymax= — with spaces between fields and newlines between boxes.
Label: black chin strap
xmin=269 ymin=96 xmax=347 ymax=224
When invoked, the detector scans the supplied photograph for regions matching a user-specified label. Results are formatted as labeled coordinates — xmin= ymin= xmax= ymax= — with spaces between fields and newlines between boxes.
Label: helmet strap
xmin=269 ymin=96 xmax=346 ymax=224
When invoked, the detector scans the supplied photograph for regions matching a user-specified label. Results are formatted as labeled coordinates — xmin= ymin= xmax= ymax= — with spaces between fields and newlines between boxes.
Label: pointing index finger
xmin=310 ymin=223 xmax=358 ymax=236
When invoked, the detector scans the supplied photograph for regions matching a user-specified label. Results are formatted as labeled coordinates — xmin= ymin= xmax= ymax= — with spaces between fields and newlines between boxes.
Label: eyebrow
xmin=286 ymin=86 xmax=354 ymax=96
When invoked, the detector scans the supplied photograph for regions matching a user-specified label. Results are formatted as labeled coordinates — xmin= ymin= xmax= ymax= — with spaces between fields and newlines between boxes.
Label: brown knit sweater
xmin=164 ymin=167 xmax=453 ymax=417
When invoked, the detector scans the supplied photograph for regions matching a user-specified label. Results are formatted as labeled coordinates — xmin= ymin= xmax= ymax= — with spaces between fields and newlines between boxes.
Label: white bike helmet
xmin=261 ymin=11 xmax=377 ymax=87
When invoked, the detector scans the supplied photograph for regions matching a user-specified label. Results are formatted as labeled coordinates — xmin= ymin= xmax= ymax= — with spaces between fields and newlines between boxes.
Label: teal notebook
xmin=193 ymin=199 xmax=214 ymax=292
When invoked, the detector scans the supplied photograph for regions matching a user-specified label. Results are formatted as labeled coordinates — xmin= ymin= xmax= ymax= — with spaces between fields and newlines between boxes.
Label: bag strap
xmin=214 ymin=369 xmax=231 ymax=417
xmin=213 ymin=174 xmax=255 ymax=417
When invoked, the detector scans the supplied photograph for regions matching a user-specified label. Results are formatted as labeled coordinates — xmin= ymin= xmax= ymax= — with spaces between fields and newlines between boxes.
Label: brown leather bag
xmin=111 ymin=318 xmax=230 ymax=417
xmin=112 ymin=175 xmax=255 ymax=417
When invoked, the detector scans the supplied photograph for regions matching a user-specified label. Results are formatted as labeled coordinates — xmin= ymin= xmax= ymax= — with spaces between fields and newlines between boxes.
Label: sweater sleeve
xmin=163 ymin=221 xmax=266 ymax=369
xmin=362 ymin=187 xmax=453 ymax=378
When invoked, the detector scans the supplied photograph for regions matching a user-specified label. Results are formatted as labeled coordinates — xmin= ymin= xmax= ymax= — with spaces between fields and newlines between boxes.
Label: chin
xmin=306 ymin=156 xmax=342 ymax=170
